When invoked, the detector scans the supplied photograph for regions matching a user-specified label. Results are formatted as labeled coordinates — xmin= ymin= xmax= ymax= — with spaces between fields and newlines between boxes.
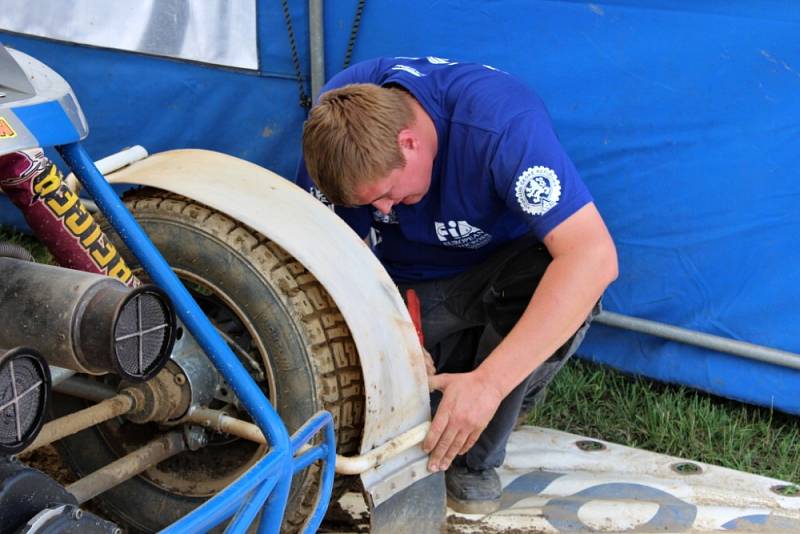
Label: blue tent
xmin=3 ymin=1 xmax=799 ymax=412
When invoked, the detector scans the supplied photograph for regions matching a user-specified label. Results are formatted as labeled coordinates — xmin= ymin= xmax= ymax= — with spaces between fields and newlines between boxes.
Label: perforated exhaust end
xmin=79 ymin=284 xmax=177 ymax=381
xmin=0 ymin=258 xmax=176 ymax=382
xmin=114 ymin=287 xmax=176 ymax=380
xmin=0 ymin=347 xmax=50 ymax=454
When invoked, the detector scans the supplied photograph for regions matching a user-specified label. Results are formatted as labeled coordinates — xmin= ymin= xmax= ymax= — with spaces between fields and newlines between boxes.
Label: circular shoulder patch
xmin=514 ymin=166 xmax=562 ymax=216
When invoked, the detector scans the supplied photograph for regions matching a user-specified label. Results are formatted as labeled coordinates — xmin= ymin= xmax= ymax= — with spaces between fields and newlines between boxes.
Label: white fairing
xmin=106 ymin=150 xmax=431 ymax=495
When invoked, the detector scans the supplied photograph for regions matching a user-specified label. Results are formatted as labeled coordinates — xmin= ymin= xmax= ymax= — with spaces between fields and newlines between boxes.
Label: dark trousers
xmin=399 ymin=236 xmax=597 ymax=470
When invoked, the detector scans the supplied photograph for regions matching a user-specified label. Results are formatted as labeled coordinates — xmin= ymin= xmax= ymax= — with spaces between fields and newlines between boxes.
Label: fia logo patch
xmin=515 ymin=166 xmax=561 ymax=216
xmin=434 ymin=220 xmax=491 ymax=249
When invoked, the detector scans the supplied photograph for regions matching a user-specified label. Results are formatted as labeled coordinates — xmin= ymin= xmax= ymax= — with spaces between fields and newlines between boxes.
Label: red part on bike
xmin=0 ymin=149 xmax=140 ymax=287
xmin=405 ymin=288 xmax=424 ymax=346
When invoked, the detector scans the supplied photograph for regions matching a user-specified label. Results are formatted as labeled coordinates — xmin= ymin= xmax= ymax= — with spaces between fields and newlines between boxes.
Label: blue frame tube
xmin=288 ymin=411 xmax=337 ymax=533
xmin=162 ymin=451 xmax=283 ymax=533
xmin=293 ymin=447 xmax=327 ymax=474
xmin=57 ymin=142 xmax=293 ymax=531
xmin=225 ymin=476 xmax=280 ymax=533
xmin=300 ymin=417 xmax=337 ymax=533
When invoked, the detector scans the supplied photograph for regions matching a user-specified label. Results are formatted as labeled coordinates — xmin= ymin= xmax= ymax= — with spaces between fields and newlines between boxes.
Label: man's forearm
xmin=474 ymin=238 xmax=617 ymax=399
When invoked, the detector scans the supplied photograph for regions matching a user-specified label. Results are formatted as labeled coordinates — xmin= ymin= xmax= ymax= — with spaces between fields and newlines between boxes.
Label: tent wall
xmin=2 ymin=1 xmax=799 ymax=412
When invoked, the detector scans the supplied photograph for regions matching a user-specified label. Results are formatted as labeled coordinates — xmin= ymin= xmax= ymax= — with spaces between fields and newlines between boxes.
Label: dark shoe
xmin=445 ymin=464 xmax=502 ymax=514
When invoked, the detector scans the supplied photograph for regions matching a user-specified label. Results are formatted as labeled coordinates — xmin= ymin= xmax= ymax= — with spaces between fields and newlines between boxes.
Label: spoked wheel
xmin=52 ymin=189 xmax=364 ymax=532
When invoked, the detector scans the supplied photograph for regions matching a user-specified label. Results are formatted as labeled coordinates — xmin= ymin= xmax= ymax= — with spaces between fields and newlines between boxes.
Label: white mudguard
xmin=107 ymin=149 xmax=433 ymax=506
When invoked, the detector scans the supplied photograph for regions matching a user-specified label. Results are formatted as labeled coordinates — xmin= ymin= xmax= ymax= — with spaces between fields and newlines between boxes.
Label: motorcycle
xmin=0 ymin=43 xmax=437 ymax=533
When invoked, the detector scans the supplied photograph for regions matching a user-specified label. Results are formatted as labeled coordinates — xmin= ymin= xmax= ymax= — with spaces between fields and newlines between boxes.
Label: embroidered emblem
xmin=514 ymin=166 xmax=561 ymax=216
xmin=391 ymin=64 xmax=424 ymax=77
xmin=434 ymin=220 xmax=492 ymax=249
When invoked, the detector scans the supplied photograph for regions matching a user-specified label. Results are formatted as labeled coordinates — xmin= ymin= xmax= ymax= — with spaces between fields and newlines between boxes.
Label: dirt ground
xmin=18 ymin=444 xmax=76 ymax=485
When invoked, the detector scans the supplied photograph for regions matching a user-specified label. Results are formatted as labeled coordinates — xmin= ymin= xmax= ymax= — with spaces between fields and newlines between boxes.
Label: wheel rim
xmin=94 ymin=269 xmax=280 ymax=497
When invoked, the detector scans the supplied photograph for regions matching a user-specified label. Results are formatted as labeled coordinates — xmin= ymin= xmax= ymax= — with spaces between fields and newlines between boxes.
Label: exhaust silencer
xmin=0 ymin=258 xmax=176 ymax=381
xmin=0 ymin=347 xmax=50 ymax=454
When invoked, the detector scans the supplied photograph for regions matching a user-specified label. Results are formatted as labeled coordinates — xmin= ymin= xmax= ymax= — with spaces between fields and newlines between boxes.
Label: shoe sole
xmin=447 ymin=494 xmax=501 ymax=515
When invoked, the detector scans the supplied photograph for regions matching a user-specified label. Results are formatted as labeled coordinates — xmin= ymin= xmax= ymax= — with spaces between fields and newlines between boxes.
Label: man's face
xmin=351 ymin=139 xmax=434 ymax=215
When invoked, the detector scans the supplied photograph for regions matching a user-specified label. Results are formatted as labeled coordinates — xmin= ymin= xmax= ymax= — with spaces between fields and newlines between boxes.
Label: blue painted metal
xmin=13 ymin=101 xmax=81 ymax=148
xmin=224 ymin=476 xmax=280 ymax=534
xmin=57 ymin=142 xmax=337 ymax=532
xmin=288 ymin=411 xmax=337 ymax=534
xmin=161 ymin=451 xmax=283 ymax=533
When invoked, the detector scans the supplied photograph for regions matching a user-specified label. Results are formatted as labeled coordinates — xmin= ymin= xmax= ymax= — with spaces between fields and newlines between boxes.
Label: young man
xmin=296 ymin=56 xmax=617 ymax=513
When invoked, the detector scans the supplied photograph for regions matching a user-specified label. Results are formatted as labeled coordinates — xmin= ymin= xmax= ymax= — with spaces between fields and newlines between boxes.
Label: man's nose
xmin=372 ymin=199 xmax=394 ymax=215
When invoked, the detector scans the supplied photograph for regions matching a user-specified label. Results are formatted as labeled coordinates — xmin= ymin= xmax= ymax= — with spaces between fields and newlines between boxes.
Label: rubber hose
xmin=0 ymin=241 xmax=34 ymax=262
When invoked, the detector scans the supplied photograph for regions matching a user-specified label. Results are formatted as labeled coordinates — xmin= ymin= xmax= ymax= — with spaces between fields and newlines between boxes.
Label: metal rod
xmin=188 ymin=407 xmax=429 ymax=475
xmin=188 ymin=408 xmax=266 ymax=444
xmin=308 ymin=0 xmax=325 ymax=100
xmin=64 ymin=145 xmax=148 ymax=195
xmin=24 ymin=393 xmax=134 ymax=452
xmin=53 ymin=375 xmax=117 ymax=402
xmin=66 ymin=431 xmax=186 ymax=504
xmin=595 ymin=311 xmax=800 ymax=370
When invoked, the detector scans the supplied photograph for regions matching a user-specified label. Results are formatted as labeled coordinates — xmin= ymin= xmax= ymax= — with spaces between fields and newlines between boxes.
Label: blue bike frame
xmin=58 ymin=142 xmax=337 ymax=534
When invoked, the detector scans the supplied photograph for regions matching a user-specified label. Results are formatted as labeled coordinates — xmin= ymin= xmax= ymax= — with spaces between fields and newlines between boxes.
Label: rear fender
xmin=106 ymin=149 xmax=432 ymax=504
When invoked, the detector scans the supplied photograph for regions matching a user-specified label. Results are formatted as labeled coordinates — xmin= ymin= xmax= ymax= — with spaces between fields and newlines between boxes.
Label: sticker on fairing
xmin=0 ymin=117 xmax=17 ymax=139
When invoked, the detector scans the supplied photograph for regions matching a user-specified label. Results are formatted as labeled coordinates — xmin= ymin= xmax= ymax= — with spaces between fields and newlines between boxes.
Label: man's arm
xmin=422 ymin=202 xmax=618 ymax=471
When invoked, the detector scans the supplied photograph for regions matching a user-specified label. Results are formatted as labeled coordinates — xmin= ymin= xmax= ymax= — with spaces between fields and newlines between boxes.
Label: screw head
xmin=671 ymin=462 xmax=702 ymax=475
xmin=575 ymin=439 xmax=606 ymax=452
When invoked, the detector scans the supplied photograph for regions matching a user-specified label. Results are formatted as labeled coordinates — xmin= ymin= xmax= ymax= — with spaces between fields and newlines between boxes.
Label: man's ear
xmin=397 ymin=128 xmax=417 ymax=151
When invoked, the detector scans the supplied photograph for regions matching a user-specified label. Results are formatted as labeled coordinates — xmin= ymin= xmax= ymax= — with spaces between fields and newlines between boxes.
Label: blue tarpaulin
xmin=2 ymin=1 xmax=799 ymax=412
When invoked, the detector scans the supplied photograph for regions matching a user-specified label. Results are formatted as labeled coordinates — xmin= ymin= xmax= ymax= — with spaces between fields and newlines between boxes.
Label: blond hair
xmin=302 ymin=83 xmax=414 ymax=205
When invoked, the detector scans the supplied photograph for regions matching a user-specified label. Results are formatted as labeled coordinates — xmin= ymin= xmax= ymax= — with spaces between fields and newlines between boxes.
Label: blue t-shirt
xmin=296 ymin=56 xmax=592 ymax=282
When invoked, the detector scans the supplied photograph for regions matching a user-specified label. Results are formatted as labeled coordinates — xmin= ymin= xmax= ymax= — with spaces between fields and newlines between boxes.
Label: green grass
xmin=3 ymin=224 xmax=799 ymax=484
xmin=0 ymin=226 xmax=54 ymax=263
xmin=527 ymin=358 xmax=800 ymax=484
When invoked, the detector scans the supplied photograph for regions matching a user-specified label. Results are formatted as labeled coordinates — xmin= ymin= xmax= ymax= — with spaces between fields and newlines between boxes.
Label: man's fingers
xmin=438 ymin=433 xmax=468 ymax=471
xmin=427 ymin=426 xmax=460 ymax=472
xmin=423 ymin=348 xmax=436 ymax=377
xmin=458 ymin=429 xmax=483 ymax=456
xmin=428 ymin=373 xmax=450 ymax=392
xmin=422 ymin=409 xmax=449 ymax=454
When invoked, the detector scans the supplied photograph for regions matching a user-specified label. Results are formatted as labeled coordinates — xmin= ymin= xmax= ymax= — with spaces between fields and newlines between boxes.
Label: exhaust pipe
xmin=0 ymin=258 xmax=176 ymax=381
xmin=0 ymin=347 xmax=50 ymax=454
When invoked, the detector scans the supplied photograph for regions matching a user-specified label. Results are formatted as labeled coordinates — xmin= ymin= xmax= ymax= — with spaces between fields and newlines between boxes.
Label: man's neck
xmin=407 ymin=95 xmax=438 ymax=157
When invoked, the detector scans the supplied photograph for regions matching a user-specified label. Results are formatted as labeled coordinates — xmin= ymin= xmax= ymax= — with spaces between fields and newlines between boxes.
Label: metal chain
xmin=343 ymin=0 xmax=367 ymax=70
xmin=279 ymin=0 xmax=367 ymax=108
xmin=279 ymin=0 xmax=312 ymax=109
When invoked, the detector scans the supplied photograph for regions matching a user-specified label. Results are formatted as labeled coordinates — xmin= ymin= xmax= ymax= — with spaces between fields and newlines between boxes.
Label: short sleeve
xmin=490 ymin=111 xmax=592 ymax=239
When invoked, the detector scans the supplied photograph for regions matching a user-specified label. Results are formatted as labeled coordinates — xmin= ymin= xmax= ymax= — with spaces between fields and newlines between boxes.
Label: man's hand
xmin=422 ymin=371 xmax=504 ymax=472
xmin=422 ymin=348 xmax=436 ymax=385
